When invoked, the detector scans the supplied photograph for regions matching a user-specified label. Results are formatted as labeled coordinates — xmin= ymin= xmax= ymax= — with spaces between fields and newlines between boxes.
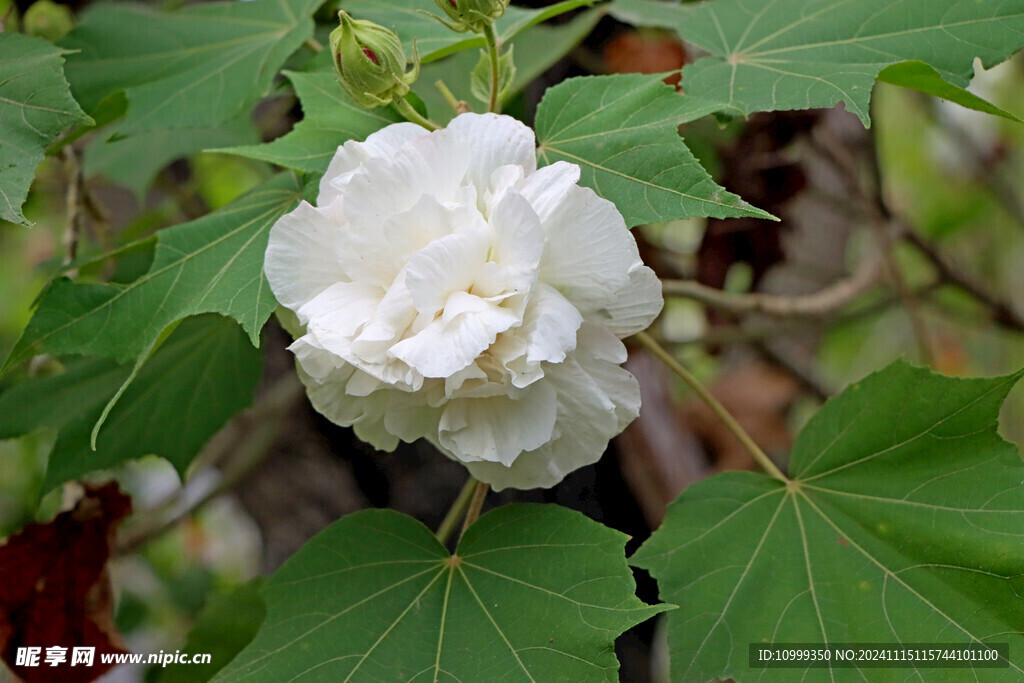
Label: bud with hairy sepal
xmin=330 ymin=11 xmax=419 ymax=109
xmin=431 ymin=0 xmax=509 ymax=33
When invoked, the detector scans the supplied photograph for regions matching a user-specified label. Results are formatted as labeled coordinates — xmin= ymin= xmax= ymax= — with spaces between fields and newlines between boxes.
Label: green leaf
xmin=878 ymin=61 xmax=1023 ymax=123
xmin=471 ymin=45 xmax=517 ymax=105
xmin=0 ymin=315 xmax=262 ymax=491
xmin=633 ymin=361 xmax=1024 ymax=681
xmin=416 ymin=7 xmax=604 ymax=124
xmin=611 ymin=0 xmax=1024 ymax=126
xmin=83 ymin=116 xmax=260 ymax=199
xmin=3 ymin=173 xmax=300 ymax=372
xmin=215 ymin=70 xmax=402 ymax=174
xmin=343 ymin=0 xmax=597 ymax=63
xmin=535 ymin=73 xmax=773 ymax=227
xmin=0 ymin=33 xmax=92 ymax=226
xmin=60 ymin=0 xmax=324 ymax=135
xmin=154 ymin=580 xmax=266 ymax=683
xmin=215 ymin=504 xmax=669 ymax=682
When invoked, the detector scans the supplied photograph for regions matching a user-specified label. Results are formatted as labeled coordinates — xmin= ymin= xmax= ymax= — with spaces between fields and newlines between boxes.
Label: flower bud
xmin=330 ymin=11 xmax=419 ymax=109
xmin=431 ymin=0 xmax=509 ymax=33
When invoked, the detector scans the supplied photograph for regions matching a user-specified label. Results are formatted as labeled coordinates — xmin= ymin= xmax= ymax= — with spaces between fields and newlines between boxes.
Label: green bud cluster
xmin=330 ymin=11 xmax=419 ymax=109
xmin=431 ymin=0 xmax=509 ymax=33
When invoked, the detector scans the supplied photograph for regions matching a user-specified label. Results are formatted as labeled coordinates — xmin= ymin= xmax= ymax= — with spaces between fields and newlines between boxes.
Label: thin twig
xmin=634 ymin=331 xmax=787 ymax=482
xmin=662 ymin=249 xmax=882 ymax=317
xmin=904 ymin=229 xmax=1024 ymax=332
xmin=436 ymin=477 xmax=479 ymax=545
xmin=60 ymin=148 xmax=84 ymax=267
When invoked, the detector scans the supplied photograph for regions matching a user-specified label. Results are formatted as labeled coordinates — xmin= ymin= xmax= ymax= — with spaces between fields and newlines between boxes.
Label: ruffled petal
xmin=297 ymin=363 xmax=399 ymax=452
xmin=447 ymin=113 xmax=537 ymax=195
xmin=298 ymin=281 xmax=383 ymax=341
xmin=319 ymin=122 xmax=426 ymax=204
xmin=389 ymin=300 xmax=519 ymax=378
xmin=516 ymin=161 xmax=580 ymax=221
xmin=404 ymin=227 xmax=490 ymax=317
xmin=462 ymin=323 xmax=639 ymax=490
xmin=539 ymin=185 xmax=639 ymax=315
xmin=438 ymin=381 xmax=557 ymax=466
xmin=589 ymin=263 xmax=664 ymax=337
xmin=520 ymin=283 xmax=583 ymax=364
xmin=265 ymin=200 xmax=347 ymax=311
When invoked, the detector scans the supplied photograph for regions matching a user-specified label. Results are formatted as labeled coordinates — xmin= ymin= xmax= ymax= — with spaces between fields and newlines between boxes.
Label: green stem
xmin=461 ymin=480 xmax=490 ymax=535
xmin=482 ymin=22 xmax=502 ymax=114
xmin=304 ymin=37 xmax=323 ymax=53
xmin=394 ymin=96 xmax=441 ymax=131
xmin=634 ymin=331 xmax=788 ymax=482
xmin=435 ymin=79 xmax=466 ymax=115
xmin=436 ymin=477 xmax=479 ymax=545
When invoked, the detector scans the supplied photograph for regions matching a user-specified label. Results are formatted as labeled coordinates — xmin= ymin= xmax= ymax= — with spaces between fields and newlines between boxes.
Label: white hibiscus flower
xmin=266 ymin=113 xmax=663 ymax=490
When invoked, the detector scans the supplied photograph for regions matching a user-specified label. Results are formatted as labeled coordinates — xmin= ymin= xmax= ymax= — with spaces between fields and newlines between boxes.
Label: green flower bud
xmin=24 ymin=0 xmax=73 ymax=41
xmin=431 ymin=0 xmax=509 ymax=33
xmin=329 ymin=11 xmax=419 ymax=109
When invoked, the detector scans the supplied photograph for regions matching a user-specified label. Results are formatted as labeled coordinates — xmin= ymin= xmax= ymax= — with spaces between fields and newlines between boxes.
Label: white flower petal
xmin=447 ymin=113 xmax=537 ymax=194
xmin=520 ymin=283 xmax=583 ymax=364
xmin=404 ymin=227 xmax=490 ymax=317
xmin=298 ymin=363 xmax=399 ymax=452
xmin=463 ymin=324 xmax=639 ymax=489
xmin=319 ymin=123 xmax=426 ymax=204
xmin=265 ymin=200 xmax=347 ymax=311
xmin=300 ymin=281 xmax=383 ymax=347
xmin=390 ymin=302 xmax=519 ymax=378
xmin=589 ymin=263 xmax=664 ymax=337
xmin=539 ymin=184 xmax=639 ymax=315
xmin=438 ymin=381 xmax=557 ymax=466
xmin=516 ymin=161 xmax=580 ymax=221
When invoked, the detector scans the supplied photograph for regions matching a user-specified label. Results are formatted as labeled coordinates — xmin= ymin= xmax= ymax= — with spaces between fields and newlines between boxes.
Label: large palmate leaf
xmin=84 ymin=116 xmax=260 ymax=198
xmin=60 ymin=0 xmax=323 ymax=134
xmin=216 ymin=505 xmax=668 ymax=682
xmin=216 ymin=70 xmax=402 ymax=174
xmin=535 ymin=73 xmax=772 ymax=227
xmin=3 ymin=173 xmax=300 ymax=372
xmin=343 ymin=0 xmax=597 ymax=63
xmin=0 ymin=33 xmax=92 ymax=226
xmin=634 ymin=362 xmax=1024 ymax=681
xmin=611 ymin=0 xmax=1024 ymax=125
xmin=0 ymin=315 xmax=262 ymax=491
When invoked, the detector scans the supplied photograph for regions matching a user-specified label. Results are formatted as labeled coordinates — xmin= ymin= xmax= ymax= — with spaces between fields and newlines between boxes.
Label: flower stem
xmin=634 ymin=331 xmax=788 ymax=482
xmin=482 ymin=22 xmax=502 ymax=114
xmin=394 ymin=97 xmax=440 ymax=131
xmin=435 ymin=476 xmax=479 ymax=545
xmin=435 ymin=79 xmax=470 ymax=115
xmin=461 ymin=480 xmax=490 ymax=535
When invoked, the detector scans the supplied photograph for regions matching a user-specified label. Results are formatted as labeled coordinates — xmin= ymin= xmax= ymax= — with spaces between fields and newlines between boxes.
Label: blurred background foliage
xmin=1 ymin=0 xmax=1023 ymax=680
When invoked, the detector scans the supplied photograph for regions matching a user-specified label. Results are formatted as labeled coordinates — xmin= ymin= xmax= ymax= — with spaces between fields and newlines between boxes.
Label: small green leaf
xmin=0 ymin=33 xmax=92 ymax=226
xmin=471 ymin=45 xmax=517 ymax=105
xmin=60 ymin=0 xmax=324 ymax=135
xmin=154 ymin=580 xmax=266 ymax=683
xmin=611 ymin=0 xmax=1024 ymax=126
xmin=535 ymin=73 xmax=773 ymax=227
xmin=216 ymin=504 xmax=669 ymax=682
xmin=634 ymin=361 xmax=1024 ymax=681
xmin=214 ymin=70 xmax=403 ymax=174
xmin=3 ymin=173 xmax=300 ymax=372
xmin=0 ymin=315 xmax=262 ymax=491
xmin=343 ymin=0 xmax=597 ymax=63
xmin=878 ymin=61 xmax=1023 ymax=122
